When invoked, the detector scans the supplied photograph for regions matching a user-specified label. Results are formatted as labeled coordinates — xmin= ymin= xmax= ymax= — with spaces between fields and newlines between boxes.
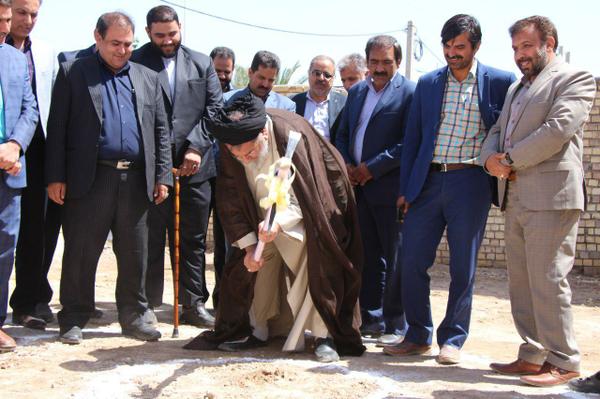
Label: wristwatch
xmin=505 ymin=152 xmax=514 ymax=165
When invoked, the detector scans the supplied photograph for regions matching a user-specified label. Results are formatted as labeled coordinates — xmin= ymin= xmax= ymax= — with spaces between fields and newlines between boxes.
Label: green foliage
xmin=232 ymin=61 xmax=306 ymax=88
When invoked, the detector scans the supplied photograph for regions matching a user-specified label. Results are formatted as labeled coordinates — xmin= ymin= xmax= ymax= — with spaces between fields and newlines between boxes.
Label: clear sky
xmin=34 ymin=0 xmax=599 ymax=83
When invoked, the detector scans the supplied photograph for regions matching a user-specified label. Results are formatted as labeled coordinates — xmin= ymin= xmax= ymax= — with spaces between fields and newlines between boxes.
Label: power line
xmin=415 ymin=33 xmax=445 ymax=65
xmin=159 ymin=0 xmax=407 ymax=38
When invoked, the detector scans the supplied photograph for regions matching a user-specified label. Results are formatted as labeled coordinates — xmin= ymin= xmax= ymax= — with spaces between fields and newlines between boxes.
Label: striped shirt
xmin=433 ymin=61 xmax=485 ymax=164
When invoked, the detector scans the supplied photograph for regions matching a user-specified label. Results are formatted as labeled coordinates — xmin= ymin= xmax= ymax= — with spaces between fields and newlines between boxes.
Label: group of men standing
xmin=0 ymin=1 xmax=597 ymax=391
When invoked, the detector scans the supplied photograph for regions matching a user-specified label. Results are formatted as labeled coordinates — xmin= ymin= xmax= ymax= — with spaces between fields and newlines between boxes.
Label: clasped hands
xmin=485 ymin=153 xmax=514 ymax=180
xmin=243 ymin=221 xmax=281 ymax=273
xmin=346 ymin=162 xmax=373 ymax=186
xmin=0 ymin=141 xmax=22 ymax=176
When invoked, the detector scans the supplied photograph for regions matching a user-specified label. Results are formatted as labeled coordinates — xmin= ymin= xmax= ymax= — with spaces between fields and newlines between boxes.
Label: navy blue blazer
xmin=400 ymin=63 xmax=516 ymax=203
xmin=335 ymin=74 xmax=416 ymax=206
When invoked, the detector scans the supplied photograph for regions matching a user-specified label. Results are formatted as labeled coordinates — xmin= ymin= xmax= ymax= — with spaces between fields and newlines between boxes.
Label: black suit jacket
xmin=131 ymin=44 xmax=223 ymax=184
xmin=45 ymin=55 xmax=173 ymax=201
xmin=292 ymin=90 xmax=346 ymax=143
xmin=57 ymin=44 xmax=95 ymax=63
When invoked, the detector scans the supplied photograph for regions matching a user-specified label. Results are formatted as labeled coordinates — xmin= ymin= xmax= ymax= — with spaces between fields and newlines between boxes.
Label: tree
xmin=232 ymin=61 xmax=306 ymax=88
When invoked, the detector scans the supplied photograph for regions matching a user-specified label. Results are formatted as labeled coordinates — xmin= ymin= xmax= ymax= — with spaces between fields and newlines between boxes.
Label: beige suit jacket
xmin=481 ymin=58 xmax=596 ymax=211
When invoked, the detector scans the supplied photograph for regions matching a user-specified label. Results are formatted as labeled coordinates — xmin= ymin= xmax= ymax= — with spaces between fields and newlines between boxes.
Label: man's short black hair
xmin=365 ymin=35 xmax=402 ymax=64
xmin=96 ymin=11 xmax=134 ymax=39
xmin=509 ymin=15 xmax=559 ymax=51
xmin=146 ymin=5 xmax=179 ymax=27
xmin=441 ymin=14 xmax=482 ymax=49
xmin=210 ymin=46 xmax=236 ymax=67
xmin=250 ymin=50 xmax=280 ymax=72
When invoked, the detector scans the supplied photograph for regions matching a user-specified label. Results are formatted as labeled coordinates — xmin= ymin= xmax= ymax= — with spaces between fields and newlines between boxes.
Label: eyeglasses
xmin=310 ymin=69 xmax=334 ymax=80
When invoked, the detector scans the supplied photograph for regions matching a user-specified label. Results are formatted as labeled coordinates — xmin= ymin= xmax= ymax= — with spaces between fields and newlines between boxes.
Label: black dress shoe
xmin=217 ymin=335 xmax=268 ymax=352
xmin=122 ymin=323 xmax=161 ymax=341
xmin=314 ymin=337 xmax=340 ymax=362
xmin=181 ymin=303 xmax=215 ymax=328
xmin=13 ymin=313 xmax=47 ymax=330
xmin=569 ymin=372 xmax=600 ymax=394
xmin=60 ymin=326 xmax=83 ymax=345
xmin=35 ymin=303 xmax=54 ymax=323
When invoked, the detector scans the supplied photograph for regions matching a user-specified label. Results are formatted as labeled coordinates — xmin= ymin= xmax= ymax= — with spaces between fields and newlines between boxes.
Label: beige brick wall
xmin=435 ymin=78 xmax=600 ymax=276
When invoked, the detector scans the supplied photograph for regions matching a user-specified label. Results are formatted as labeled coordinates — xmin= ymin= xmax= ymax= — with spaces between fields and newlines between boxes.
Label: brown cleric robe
xmin=186 ymin=108 xmax=365 ymax=356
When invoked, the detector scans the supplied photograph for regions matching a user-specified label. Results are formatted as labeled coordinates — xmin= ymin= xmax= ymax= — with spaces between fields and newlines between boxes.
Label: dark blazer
xmin=399 ymin=63 xmax=515 ymax=203
xmin=45 ymin=55 xmax=173 ymax=201
xmin=292 ymin=90 xmax=346 ymax=143
xmin=335 ymin=74 xmax=416 ymax=206
xmin=0 ymin=43 xmax=38 ymax=189
xmin=131 ymin=44 xmax=223 ymax=184
xmin=57 ymin=44 xmax=95 ymax=63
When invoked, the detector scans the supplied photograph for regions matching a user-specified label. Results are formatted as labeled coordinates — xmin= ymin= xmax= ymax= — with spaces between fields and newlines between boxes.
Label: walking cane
xmin=172 ymin=168 xmax=180 ymax=338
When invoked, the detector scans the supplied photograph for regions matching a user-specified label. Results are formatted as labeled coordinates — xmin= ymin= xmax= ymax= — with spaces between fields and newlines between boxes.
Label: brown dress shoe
xmin=520 ymin=362 xmax=580 ymax=387
xmin=490 ymin=358 xmax=542 ymax=375
xmin=0 ymin=329 xmax=17 ymax=353
xmin=383 ymin=340 xmax=431 ymax=356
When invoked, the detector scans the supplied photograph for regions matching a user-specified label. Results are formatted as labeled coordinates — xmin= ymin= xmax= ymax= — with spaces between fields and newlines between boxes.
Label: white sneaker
xmin=436 ymin=344 xmax=461 ymax=365
xmin=375 ymin=334 xmax=404 ymax=347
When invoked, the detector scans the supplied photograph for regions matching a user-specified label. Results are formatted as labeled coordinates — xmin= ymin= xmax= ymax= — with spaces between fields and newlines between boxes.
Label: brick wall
xmin=435 ymin=77 xmax=600 ymax=276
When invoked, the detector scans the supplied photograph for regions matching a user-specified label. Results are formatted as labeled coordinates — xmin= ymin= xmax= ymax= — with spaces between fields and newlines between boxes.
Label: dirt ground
xmin=2 ymin=238 xmax=600 ymax=399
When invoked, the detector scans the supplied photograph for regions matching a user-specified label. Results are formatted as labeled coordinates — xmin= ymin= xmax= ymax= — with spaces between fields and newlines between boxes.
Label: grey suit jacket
xmin=46 ymin=55 xmax=173 ymax=201
xmin=481 ymin=58 xmax=597 ymax=211
xmin=291 ymin=90 xmax=346 ymax=143
xmin=131 ymin=44 xmax=223 ymax=184
xmin=0 ymin=44 xmax=39 ymax=189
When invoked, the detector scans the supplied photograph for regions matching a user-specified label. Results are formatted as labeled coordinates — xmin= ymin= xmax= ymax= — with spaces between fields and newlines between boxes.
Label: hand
xmin=243 ymin=245 xmax=264 ymax=273
xmin=5 ymin=161 xmax=22 ymax=176
xmin=178 ymin=149 xmax=202 ymax=176
xmin=484 ymin=153 xmax=512 ymax=179
xmin=258 ymin=220 xmax=280 ymax=243
xmin=396 ymin=195 xmax=410 ymax=215
xmin=0 ymin=141 xmax=21 ymax=170
xmin=346 ymin=164 xmax=358 ymax=186
xmin=48 ymin=182 xmax=67 ymax=205
xmin=153 ymin=183 xmax=169 ymax=204
xmin=354 ymin=162 xmax=373 ymax=186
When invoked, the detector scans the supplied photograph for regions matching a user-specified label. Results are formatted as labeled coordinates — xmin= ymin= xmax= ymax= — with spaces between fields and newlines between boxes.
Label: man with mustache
xmin=385 ymin=14 xmax=515 ymax=364
xmin=132 ymin=5 xmax=223 ymax=327
xmin=183 ymin=92 xmax=365 ymax=363
xmin=482 ymin=16 xmax=596 ymax=386
xmin=335 ymin=35 xmax=415 ymax=347
xmin=292 ymin=55 xmax=346 ymax=143
xmin=338 ymin=53 xmax=367 ymax=92
xmin=210 ymin=46 xmax=235 ymax=93
xmin=224 ymin=50 xmax=295 ymax=112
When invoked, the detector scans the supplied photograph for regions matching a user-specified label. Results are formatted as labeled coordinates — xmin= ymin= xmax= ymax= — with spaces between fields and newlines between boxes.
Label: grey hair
xmin=338 ymin=53 xmax=367 ymax=73
xmin=0 ymin=0 xmax=12 ymax=7
xmin=308 ymin=55 xmax=335 ymax=72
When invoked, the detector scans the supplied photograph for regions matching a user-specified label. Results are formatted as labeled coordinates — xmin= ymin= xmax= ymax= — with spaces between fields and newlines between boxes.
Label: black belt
xmin=430 ymin=163 xmax=479 ymax=173
xmin=97 ymin=159 xmax=141 ymax=170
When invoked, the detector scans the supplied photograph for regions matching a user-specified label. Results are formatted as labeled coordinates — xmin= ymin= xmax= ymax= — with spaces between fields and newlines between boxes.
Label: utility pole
xmin=405 ymin=20 xmax=415 ymax=80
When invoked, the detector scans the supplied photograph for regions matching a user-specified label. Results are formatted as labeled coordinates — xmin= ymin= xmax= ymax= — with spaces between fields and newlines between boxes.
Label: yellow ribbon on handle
xmin=255 ymin=157 xmax=297 ymax=211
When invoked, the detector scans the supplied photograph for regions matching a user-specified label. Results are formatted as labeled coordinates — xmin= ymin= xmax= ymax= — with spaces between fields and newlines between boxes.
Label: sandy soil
xmin=2 ymin=238 xmax=600 ymax=399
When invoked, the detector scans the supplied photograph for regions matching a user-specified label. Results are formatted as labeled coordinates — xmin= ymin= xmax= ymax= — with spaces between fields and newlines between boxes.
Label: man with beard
xmin=335 ymin=35 xmax=414 ymax=347
xmin=224 ymin=50 xmax=295 ymax=112
xmin=132 ymin=5 xmax=222 ymax=327
xmin=482 ymin=16 xmax=596 ymax=386
xmin=385 ymin=15 xmax=514 ymax=364
xmin=292 ymin=55 xmax=346 ymax=143
xmin=210 ymin=46 xmax=235 ymax=93
xmin=183 ymin=93 xmax=365 ymax=363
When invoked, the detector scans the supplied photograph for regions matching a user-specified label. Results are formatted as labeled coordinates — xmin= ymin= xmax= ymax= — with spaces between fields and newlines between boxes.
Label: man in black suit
xmin=46 ymin=11 xmax=172 ymax=344
xmin=57 ymin=44 xmax=95 ymax=63
xmin=132 ymin=5 xmax=222 ymax=327
xmin=292 ymin=55 xmax=346 ymax=144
